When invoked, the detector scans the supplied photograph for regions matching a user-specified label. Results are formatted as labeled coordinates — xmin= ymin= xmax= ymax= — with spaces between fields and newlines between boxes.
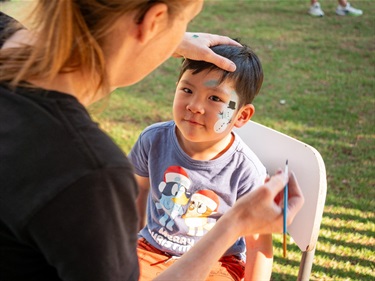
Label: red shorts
xmin=137 ymin=238 xmax=245 ymax=281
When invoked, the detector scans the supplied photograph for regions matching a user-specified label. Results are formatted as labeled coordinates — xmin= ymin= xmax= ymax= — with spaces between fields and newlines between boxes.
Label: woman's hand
xmin=173 ymin=32 xmax=242 ymax=72
xmin=226 ymin=171 xmax=304 ymax=236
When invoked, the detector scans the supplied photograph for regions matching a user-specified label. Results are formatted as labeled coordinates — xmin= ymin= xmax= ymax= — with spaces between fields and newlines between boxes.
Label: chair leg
xmin=297 ymin=248 xmax=316 ymax=281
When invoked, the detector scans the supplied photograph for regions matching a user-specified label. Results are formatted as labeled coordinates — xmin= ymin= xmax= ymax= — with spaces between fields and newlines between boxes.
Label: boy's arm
xmin=135 ymin=174 xmax=150 ymax=231
xmin=244 ymin=234 xmax=273 ymax=281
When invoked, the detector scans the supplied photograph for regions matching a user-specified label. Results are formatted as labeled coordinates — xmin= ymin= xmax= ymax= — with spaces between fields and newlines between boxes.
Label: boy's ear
xmin=233 ymin=104 xmax=255 ymax=128
xmin=136 ymin=3 xmax=169 ymax=44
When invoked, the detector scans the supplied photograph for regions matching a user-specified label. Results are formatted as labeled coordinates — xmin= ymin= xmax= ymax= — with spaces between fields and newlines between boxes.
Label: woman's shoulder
xmin=0 ymin=12 xmax=25 ymax=48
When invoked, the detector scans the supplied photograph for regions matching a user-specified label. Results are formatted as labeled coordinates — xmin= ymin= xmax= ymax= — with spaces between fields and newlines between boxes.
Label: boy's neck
xmin=176 ymin=131 xmax=235 ymax=161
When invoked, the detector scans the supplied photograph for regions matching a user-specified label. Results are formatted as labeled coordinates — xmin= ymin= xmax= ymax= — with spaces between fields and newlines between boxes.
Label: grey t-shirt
xmin=129 ymin=121 xmax=266 ymax=260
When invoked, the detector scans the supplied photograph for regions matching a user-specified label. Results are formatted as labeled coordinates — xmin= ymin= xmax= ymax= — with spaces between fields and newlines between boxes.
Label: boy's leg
xmin=138 ymin=238 xmax=244 ymax=281
xmin=206 ymin=255 xmax=245 ymax=281
xmin=137 ymin=238 xmax=176 ymax=280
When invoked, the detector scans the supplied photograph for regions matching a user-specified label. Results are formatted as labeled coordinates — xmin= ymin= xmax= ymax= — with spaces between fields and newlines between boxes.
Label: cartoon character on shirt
xmin=156 ymin=166 xmax=191 ymax=231
xmin=182 ymin=189 xmax=219 ymax=236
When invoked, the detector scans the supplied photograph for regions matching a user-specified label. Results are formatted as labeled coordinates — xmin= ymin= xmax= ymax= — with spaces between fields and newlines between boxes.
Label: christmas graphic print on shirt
xmin=157 ymin=166 xmax=218 ymax=236
xmin=129 ymin=121 xmax=267 ymax=258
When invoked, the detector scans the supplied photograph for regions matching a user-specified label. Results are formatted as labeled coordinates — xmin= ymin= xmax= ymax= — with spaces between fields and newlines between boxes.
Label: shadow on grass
xmin=315 ymin=246 xmax=374 ymax=269
xmin=323 ymin=210 xmax=374 ymax=225
xmin=310 ymin=262 xmax=373 ymax=281
xmin=271 ymin=272 xmax=297 ymax=281
xmin=273 ymin=239 xmax=374 ymax=280
xmin=273 ymin=249 xmax=373 ymax=281
xmin=320 ymin=222 xmax=375 ymax=240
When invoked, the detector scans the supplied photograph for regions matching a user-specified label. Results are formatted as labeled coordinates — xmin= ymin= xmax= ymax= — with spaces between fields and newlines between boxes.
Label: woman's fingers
xmin=173 ymin=32 xmax=242 ymax=72
xmin=286 ymin=172 xmax=305 ymax=224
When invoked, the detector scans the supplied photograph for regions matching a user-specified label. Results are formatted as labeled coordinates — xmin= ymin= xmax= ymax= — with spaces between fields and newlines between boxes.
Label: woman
xmin=0 ymin=1 xmax=304 ymax=280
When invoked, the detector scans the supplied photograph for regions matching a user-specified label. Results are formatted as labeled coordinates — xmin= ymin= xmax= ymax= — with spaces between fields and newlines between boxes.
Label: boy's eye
xmin=209 ymin=96 xmax=223 ymax=102
xmin=183 ymin=88 xmax=192 ymax=94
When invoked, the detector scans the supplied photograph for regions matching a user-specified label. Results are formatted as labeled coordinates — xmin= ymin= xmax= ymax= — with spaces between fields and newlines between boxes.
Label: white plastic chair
xmin=235 ymin=121 xmax=327 ymax=281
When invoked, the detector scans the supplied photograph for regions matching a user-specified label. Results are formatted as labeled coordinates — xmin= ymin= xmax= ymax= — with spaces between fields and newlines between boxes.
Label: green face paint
xmin=192 ymin=34 xmax=199 ymax=38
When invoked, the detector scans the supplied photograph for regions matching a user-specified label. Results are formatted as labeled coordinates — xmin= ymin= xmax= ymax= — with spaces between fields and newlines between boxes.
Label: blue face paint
xmin=204 ymin=80 xmax=219 ymax=87
xmin=192 ymin=34 xmax=199 ymax=38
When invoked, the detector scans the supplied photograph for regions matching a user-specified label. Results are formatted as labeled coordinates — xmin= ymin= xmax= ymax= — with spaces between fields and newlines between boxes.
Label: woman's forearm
xmin=154 ymin=214 xmax=242 ymax=280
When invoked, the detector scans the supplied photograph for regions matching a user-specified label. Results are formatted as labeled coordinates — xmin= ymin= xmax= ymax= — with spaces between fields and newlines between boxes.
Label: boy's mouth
xmin=184 ymin=119 xmax=204 ymax=126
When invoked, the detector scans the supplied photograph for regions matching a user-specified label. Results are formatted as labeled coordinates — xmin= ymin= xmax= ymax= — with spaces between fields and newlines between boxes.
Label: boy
xmin=129 ymin=43 xmax=272 ymax=280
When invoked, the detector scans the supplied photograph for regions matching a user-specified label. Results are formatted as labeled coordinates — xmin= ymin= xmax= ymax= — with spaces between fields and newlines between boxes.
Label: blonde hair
xmin=0 ymin=0 xmax=189 ymax=101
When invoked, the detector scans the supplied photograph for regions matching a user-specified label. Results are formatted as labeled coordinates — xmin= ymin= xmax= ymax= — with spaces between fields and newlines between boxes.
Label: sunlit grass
xmin=271 ymin=203 xmax=374 ymax=280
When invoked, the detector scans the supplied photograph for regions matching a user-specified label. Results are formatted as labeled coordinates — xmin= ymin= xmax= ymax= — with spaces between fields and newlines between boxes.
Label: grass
xmin=2 ymin=1 xmax=374 ymax=280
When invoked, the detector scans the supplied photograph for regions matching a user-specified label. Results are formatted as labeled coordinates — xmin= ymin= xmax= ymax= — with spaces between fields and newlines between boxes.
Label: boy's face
xmin=173 ymin=69 xmax=243 ymax=143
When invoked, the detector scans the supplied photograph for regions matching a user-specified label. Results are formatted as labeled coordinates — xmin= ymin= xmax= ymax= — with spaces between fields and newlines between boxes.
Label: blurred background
xmin=1 ymin=1 xmax=374 ymax=280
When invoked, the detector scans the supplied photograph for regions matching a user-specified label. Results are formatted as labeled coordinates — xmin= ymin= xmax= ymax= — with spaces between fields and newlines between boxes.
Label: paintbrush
xmin=283 ymin=159 xmax=289 ymax=258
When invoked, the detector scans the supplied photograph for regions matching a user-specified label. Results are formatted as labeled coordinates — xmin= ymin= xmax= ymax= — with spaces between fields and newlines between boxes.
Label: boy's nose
xmin=186 ymin=101 xmax=205 ymax=114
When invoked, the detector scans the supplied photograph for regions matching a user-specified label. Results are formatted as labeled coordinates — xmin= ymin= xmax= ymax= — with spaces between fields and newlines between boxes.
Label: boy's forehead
xmin=204 ymin=79 xmax=219 ymax=87
xmin=184 ymin=69 xmax=235 ymax=92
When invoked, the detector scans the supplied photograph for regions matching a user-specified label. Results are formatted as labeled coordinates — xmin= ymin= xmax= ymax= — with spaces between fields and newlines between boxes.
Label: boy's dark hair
xmin=178 ymin=42 xmax=263 ymax=108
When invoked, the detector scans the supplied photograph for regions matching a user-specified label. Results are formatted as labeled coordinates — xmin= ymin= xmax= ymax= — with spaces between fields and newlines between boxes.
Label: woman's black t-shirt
xmin=0 ymin=12 xmax=139 ymax=281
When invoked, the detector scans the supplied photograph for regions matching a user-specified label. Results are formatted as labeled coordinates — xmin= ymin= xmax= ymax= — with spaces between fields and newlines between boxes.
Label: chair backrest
xmin=234 ymin=121 xmax=327 ymax=280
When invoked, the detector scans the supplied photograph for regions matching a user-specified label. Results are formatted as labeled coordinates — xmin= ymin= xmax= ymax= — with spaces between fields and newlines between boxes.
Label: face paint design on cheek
xmin=214 ymin=91 xmax=238 ymax=133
